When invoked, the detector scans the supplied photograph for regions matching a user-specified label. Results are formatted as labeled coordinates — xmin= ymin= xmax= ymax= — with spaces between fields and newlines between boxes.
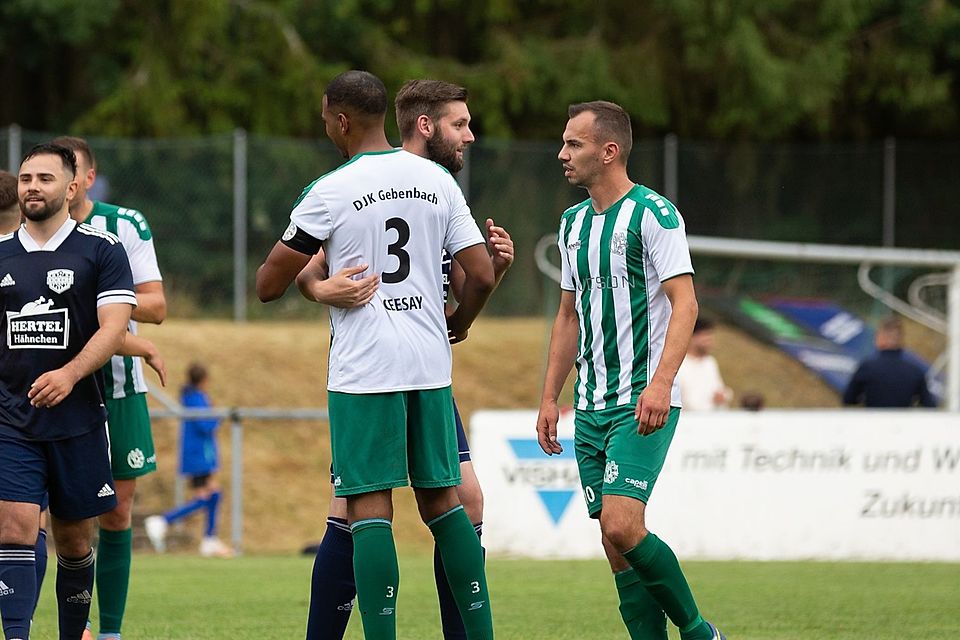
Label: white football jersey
xmin=289 ymin=149 xmax=484 ymax=393
xmin=85 ymin=202 xmax=163 ymax=399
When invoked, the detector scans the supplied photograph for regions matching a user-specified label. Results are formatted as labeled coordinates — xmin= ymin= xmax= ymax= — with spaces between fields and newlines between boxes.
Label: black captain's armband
xmin=280 ymin=222 xmax=323 ymax=255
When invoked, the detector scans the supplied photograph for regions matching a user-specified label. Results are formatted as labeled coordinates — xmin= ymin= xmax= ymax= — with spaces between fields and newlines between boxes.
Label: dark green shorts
xmin=328 ymin=386 xmax=460 ymax=497
xmin=574 ymin=405 xmax=679 ymax=518
xmin=105 ymin=393 xmax=157 ymax=480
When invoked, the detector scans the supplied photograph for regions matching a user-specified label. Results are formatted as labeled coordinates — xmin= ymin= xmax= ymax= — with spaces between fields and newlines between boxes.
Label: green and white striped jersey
xmin=558 ymin=184 xmax=693 ymax=411
xmin=84 ymin=201 xmax=162 ymax=399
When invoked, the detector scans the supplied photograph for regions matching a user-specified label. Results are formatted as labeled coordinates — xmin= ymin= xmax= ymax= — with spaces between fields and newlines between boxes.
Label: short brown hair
xmin=187 ymin=362 xmax=209 ymax=387
xmin=395 ymin=80 xmax=468 ymax=140
xmin=568 ymin=101 xmax=633 ymax=163
xmin=0 ymin=170 xmax=17 ymax=212
xmin=51 ymin=135 xmax=95 ymax=169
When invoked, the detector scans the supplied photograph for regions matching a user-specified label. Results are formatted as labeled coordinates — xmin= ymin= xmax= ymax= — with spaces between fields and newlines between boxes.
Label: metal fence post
xmin=233 ymin=129 xmax=248 ymax=323
xmin=664 ymin=133 xmax=678 ymax=204
xmin=7 ymin=124 xmax=21 ymax=172
xmin=231 ymin=412 xmax=244 ymax=554
xmin=883 ymin=137 xmax=896 ymax=248
xmin=948 ymin=263 xmax=960 ymax=412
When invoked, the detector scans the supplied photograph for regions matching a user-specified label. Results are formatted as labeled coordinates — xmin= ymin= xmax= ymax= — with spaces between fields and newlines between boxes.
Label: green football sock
xmin=428 ymin=506 xmax=494 ymax=640
xmin=614 ymin=568 xmax=668 ymax=640
xmin=622 ymin=532 xmax=712 ymax=640
xmin=96 ymin=527 xmax=132 ymax=634
xmin=352 ymin=519 xmax=399 ymax=640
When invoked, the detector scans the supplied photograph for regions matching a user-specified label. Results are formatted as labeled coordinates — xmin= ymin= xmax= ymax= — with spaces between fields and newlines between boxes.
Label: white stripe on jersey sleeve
xmin=97 ymin=290 xmax=138 ymax=307
xmin=290 ymin=188 xmax=333 ymax=243
xmin=115 ymin=217 xmax=163 ymax=285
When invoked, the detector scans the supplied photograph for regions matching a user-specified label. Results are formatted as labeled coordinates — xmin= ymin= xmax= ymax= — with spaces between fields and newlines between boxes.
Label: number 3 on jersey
xmin=383 ymin=217 xmax=410 ymax=284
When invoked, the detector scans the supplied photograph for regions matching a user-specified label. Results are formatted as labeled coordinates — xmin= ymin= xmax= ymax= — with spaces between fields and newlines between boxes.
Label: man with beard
xmin=51 ymin=135 xmax=167 ymax=640
xmin=297 ymin=79 xmax=513 ymax=640
xmin=256 ymin=70 xmax=496 ymax=640
xmin=0 ymin=144 xmax=137 ymax=639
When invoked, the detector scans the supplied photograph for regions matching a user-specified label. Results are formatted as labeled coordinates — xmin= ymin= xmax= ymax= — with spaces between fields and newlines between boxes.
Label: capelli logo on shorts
xmin=127 ymin=448 xmax=145 ymax=469
xmin=625 ymin=477 xmax=648 ymax=490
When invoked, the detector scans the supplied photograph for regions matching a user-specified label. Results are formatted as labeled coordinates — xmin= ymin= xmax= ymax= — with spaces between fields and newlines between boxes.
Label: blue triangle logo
xmin=536 ymin=490 xmax=575 ymax=524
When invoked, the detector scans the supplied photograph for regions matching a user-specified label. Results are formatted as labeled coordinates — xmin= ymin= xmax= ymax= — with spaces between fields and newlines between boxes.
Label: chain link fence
xmin=5 ymin=126 xmax=958 ymax=318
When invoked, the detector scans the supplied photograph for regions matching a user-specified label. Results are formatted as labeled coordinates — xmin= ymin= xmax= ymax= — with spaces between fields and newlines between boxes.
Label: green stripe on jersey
xmin=562 ymin=185 xmax=660 ymax=410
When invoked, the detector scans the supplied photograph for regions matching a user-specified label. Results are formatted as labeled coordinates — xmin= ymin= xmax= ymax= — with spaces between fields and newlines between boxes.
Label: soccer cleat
xmin=199 ymin=536 xmax=234 ymax=558
xmin=706 ymin=621 xmax=726 ymax=640
xmin=143 ymin=515 xmax=168 ymax=553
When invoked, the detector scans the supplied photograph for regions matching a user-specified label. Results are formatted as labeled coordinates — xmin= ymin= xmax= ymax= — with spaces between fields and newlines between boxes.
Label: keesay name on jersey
xmin=352 ymin=186 xmax=439 ymax=211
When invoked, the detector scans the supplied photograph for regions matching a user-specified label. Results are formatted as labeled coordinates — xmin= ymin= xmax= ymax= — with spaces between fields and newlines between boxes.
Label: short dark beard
xmin=20 ymin=192 xmax=66 ymax=222
xmin=425 ymin=131 xmax=462 ymax=174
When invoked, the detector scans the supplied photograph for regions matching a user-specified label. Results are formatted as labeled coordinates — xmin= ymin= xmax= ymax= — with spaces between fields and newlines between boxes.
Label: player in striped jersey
xmin=537 ymin=102 xmax=725 ymax=640
xmin=297 ymin=79 xmax=513 ymax=640
xmin=53 ymin=137 xmax=167 ymax=640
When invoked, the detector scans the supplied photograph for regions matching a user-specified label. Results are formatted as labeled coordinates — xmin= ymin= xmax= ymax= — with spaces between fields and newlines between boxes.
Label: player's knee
xmin=98 ymin=505 xmax=132 ymax=531
xmin=414 ymin=486 xmax=459 ymax=523
xmin=600 ymin=513 xmax=646 ymax=552
xmin=456 ymin=482 xmax=484 ymax=524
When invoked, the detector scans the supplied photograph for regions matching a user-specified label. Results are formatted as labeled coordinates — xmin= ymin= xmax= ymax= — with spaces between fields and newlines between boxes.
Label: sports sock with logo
xmin=162 ymin=498 xmax=206 ymax=524
xmin=433 ymin=521 xmax=482 ymax=640
xmin=56 ymin=550 xmax=96 ymax=640
xmin=428 ymin=507 xmax=493 ymax=640
xmin=614 ymin=568 xmax=668 ymax=640
xmin=305 ymin=517 xmax=356 ymax=640
xmin=33 ymin=528 xmax=48 ymax=615
xmin=203 ymin=491 xmax=221 ymax=537
xmin=0 ymin=543 xmax=37 ymax=639
xmin=622 ymin=532 xmax=712 ymax=640
xmin=351 ymin=519 xmax=399 ymax=640
xmin=95 ymin=528 xmax=132 ymax=635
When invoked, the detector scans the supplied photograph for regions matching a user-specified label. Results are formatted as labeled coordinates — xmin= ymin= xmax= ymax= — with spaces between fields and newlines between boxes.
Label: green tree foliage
xmin=2 ymin=0 xmax=958 ymax=140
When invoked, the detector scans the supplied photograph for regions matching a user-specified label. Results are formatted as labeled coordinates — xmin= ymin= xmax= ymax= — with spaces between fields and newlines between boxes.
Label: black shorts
xmin=189 ymin=473 xmax=212 ymax=489
xmin=0 ymin=425 xmax=117 ymax=520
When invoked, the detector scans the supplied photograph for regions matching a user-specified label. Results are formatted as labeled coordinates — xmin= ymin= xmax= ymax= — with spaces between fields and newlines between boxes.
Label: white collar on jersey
xmin=19 ymin=216 xmax=77 ymax=253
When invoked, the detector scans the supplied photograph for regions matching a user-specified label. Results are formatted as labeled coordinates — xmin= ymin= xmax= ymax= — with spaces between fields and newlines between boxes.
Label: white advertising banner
xmin=471 ymin=410 xmax=960 ymax=561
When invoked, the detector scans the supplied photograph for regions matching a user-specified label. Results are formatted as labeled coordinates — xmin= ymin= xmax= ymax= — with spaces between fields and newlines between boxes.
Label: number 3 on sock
xmin=471 ymin=581 xmax=480 ymax=594
xmin=386 ymin=586 xmax=395 ymax=598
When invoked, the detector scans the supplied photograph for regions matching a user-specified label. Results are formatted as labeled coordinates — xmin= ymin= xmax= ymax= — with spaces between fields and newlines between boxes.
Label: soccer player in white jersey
xmin=537 ymin=102 xmax=725 ymax=640
xmin=52 ymin=136 xmax=167 ymax=640
xmin=256 ymin=70 xmax=496 ymax=640
xmin=297 ymin=79 xmax=513 ymax=640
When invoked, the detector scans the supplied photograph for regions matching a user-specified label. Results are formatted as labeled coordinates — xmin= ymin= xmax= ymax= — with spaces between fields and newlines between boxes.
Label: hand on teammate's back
xmin=319 ymin=264 xmax=380 ymax=308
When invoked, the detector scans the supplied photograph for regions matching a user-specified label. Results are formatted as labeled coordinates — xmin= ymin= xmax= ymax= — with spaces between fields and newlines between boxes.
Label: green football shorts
xmin=574 ymin=404 xmax=680 ymax=518
xmin=328 ymin=386 xmax=460 ymax=497
xmin=105 ymin=392 xmax=157 ymax=480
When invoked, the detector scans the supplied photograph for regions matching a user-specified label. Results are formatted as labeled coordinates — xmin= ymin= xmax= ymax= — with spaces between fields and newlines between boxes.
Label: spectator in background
xmin=0 ymin=170 xmax=21 ymax=234
xmin=144 ymin=363 xmax=233 ymax=557
xmin=843 ymin=316 xmax=936 ymax=408
xmin=677 ymin=318 xmax=733 ymax=410
xmin=740 ymin=392 xmax=765 ymax=412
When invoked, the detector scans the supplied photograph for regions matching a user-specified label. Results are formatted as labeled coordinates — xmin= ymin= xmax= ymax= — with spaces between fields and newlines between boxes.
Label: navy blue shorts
xmin=453 ymin=400 xmax=470 ymax=463
xmin=327 ymin=396 xmax=471 ymax=484
xmin=0 ymin=425 xmax=117 ymax=520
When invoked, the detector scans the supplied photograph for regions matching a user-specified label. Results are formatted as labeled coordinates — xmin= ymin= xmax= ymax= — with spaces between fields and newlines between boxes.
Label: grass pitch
xmin=30 ymin=554 xmax=960 ymax=639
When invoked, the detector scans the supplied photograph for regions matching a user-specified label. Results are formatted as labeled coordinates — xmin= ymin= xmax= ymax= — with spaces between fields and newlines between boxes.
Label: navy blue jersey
xmin=0 ymin=218 xmax=137 ymax=441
